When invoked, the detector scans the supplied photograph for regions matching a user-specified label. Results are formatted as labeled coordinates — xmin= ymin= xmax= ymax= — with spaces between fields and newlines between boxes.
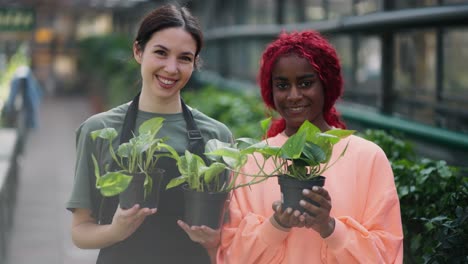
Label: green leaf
xmin=236 ymin=137 xmax=261 ymax=150
xmin=157 ymin=143 xmax=180 ymax=163
xmin=301 ymin=142 xmax=326 ymax=165
xmin=144 ymin=174 xmax=152 ymax=199
xmin=166 ymin=175 xmax=188 ymax=189
xmin=260 ymin=117 xmax=272 ymax=134
xmin=203 ymin=162 xmax=227 ymax=184
xmin=315 ymin=132 xmax=340 ymax=145
xmin=241 ymin=140 xmax=269 ymax=155
xmin=117 ymin=142 xmax=133 ymax=158
xmin=324 ymin=129 xmax=355 ymax=139
xmin=205 ymin=139 xmax=233 ymax=162
xmin=255 ymin=145 xmax=281 ymax=157
xmin=205 ymin=138 xmax=232 ymax=152
xmin=91 ymin=154 xmax=101 ymax=182
xmin=178 ymin=155 xmax=190 ymax=175
xmin=298 ymin=121 xmax=320 ymax=142
xmin=189 ymin=153 xmax=205 ymax=189
xmin=134 ymin=136 xmax=152 ymax=154
xmin=281 ymin=130 xmax=306 ymax=159
xmin=206 ymin=147 xmax=241 ymax=160
xmin=139 ymin=117 xmax=164 ymax=137
xmin=97 ymin=172 xmax=132 ymax=197
xmin=205 ymin=146 xmax=246 ymax=169
xmin=90 ymin=127 xmax=118 ymax=141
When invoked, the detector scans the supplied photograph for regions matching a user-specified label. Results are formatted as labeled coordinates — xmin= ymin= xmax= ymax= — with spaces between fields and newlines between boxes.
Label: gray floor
xmin=6 ymin=95 xmax=99 ymax=264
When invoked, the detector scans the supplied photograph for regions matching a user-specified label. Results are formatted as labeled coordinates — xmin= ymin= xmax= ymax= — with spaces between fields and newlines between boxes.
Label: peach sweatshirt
xmin=218 ymin=134 xmax=403 ymax=264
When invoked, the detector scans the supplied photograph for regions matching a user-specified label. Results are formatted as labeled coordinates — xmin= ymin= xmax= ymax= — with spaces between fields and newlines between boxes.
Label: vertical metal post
xmin=436 ymin=0 xmax=445 ymax=105
xmin=322 ymin=0 xmax=329 ymax=19
xmin=380 ymin=0 xmax=395 ymax=115
xmin=296 ymin=0 xmax=306 ymax=23
xmin=350 ymin=0 xmax=359 ymax=95
xmin=234 ymin=0 xmax=247 ymax=24
xmin=435 ymin=28 xmax=444 ymax=127
xmin=276 ymin=0 xmax=286 ymax=24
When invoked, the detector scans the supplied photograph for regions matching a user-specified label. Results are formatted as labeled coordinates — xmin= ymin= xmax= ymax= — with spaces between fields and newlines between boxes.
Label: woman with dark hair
xmin=67 ymin=4 xmax=229 ymax=264
xmin=217 ymin=30 xmax=403 ymax=263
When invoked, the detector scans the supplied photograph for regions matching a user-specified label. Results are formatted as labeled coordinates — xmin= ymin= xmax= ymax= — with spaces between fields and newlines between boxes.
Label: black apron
xmin=95 ymin=93 xmax=210 ymax=264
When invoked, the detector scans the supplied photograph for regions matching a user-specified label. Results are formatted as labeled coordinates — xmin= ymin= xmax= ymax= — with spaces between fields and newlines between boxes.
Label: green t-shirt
xmin=66 ymin=103 xmax=233 ymax=212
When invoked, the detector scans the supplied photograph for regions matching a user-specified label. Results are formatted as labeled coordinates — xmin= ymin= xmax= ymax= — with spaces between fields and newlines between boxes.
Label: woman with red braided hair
xmin=216 ymin=30 xmax=403 ymax=263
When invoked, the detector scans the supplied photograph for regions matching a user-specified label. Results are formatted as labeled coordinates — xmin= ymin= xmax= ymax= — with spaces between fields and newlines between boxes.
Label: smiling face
xmin=134 ymin=27 xmax=197 ymax=112
xmin=271 ymin=54 xmax=330 ymax=135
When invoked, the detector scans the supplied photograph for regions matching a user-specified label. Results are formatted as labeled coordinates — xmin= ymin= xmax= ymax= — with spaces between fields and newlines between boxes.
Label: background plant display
xmin=361 ymin=129 xmax=467 ymax=264
xmin=0 ymin=44 xmax=31 ymax=128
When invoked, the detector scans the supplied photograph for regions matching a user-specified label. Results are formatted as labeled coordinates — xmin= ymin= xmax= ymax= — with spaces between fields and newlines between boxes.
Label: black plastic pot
xmin=277 ymin=175 xmax=325 ymax=213
xmin=119 ymin=169 xmax=165 ymax=209
xmin=183 ymin=186 xmax=229 ymax=229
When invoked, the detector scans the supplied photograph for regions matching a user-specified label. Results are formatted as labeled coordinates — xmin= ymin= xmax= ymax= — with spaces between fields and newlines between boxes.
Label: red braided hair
xmin=258 ymin=30 xmax=346 ymax=137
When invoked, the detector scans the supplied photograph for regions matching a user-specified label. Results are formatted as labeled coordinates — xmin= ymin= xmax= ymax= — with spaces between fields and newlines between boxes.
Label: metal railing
xmin=0 ymin=84 xmax=27 ymax=264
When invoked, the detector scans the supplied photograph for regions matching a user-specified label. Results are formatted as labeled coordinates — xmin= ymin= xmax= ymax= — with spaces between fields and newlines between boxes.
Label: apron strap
xmin=181 ymin=98 xmax=208 ymax=163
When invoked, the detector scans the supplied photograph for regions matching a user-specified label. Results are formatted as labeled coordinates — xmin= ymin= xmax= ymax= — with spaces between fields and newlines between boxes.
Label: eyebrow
xmin=272 ymin=73 xmax=316 ymax=81
xmin=153 ymin=44 xmax=195 ymax=57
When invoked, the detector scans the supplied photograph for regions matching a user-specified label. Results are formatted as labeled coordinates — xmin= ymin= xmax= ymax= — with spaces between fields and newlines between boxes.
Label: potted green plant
xmin=165 ymin=137 xmax=270 ymax=229
xmin=90 ymin=117 xmax=174 ymax=209
xmin=259 ymin=119 xmax=355 ymax=213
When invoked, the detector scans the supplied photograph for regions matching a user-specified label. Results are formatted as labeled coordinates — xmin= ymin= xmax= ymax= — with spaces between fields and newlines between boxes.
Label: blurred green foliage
xmin=77 ymin=33 xmax=139 ymax=108
xmin=0 ymin=44 xmax=30 ymax=127
xmin=182 ymin=85 xmax=267 ymax=138
xmin=0 ymin=44 xmax=30 ymax=106
xmin=361 ymin=130 xmax=468 ymax=264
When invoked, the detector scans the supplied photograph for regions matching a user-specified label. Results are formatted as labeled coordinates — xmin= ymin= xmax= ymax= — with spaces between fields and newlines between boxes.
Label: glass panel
xmin=328 ymin=0 xmax=353 ymax=19
xmin=394 ymin=0 xmax=438 ymax=9
xmin=230 ymin=39 xmax=248 ymax=79
xmin=203 ymin=42 xmax=220 ymax=72
xmin=353 ymin=0 xmax=382 ymax=15
xmin=248 ymin=39 xmax=272 ymax=81
xmin=394 ymin=30 xmax=437 ymax=126
xmin=304 ymin=0 xmax=326 ymax=21
xmin=230 ymin=38 xmax=272 ymax=82
xmin=248 ymin=0 xmax=275 ymax=24
xmin=443 ymin=0 xmax=468 ymax=4
xmin=356 ymin=36 xmax=381 ymax=107
xmin=442 ymin=28 xmax=468 ymax=132
xmin=335 ymin=35 xmax=381 ymax=108
xmin=285 ymin=0 xmax=300 ymax=23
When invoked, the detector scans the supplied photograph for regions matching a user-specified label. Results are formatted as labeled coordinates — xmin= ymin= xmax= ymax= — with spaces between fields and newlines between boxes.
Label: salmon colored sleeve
xmin=322 ymin=148 xmax=404 ymax=263
xmin=217 ymin=179 xmax=289 ymax=263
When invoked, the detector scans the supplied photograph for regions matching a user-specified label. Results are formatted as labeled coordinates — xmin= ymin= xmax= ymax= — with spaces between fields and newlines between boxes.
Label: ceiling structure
xmin=0 ymin=0 xmax=152 ymax=10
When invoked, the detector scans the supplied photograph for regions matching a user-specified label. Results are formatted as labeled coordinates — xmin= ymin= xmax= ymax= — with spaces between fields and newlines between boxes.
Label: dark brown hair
xmin=135 ymin=4 xmax=203 ymax=60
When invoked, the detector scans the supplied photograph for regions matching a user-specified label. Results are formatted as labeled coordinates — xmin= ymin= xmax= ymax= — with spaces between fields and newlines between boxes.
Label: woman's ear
xmin=133 ymin=41 xmax=142 ymax=64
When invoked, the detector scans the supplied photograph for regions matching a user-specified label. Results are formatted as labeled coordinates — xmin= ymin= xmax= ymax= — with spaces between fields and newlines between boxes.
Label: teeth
xmin=290 ymin=107 xmax=304 ymax=111
xmin=158 ymin=76 xmax=175 ymax=85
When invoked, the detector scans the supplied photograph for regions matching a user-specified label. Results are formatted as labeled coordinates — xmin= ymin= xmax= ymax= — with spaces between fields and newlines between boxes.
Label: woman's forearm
xmin=72 ymin=221 xmax=120 ymax=249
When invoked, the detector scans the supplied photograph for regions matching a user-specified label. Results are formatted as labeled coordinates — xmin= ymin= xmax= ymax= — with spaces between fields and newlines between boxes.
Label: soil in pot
xmin=183 ymin=186 xmax=229 ymax=229
xmin=119 ymin=169 xmax=165 ymax=209
xmin=277 ymin=175 xmax=325 ymax=214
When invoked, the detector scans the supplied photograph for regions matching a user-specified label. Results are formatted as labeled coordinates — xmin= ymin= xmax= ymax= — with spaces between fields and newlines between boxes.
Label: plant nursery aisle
xmin=6 ymin=95 xmax=99 ymax=264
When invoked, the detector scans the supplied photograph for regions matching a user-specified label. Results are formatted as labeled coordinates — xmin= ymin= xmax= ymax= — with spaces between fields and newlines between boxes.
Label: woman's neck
xmin=138 ymin=90 xmax=182 ymax=114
